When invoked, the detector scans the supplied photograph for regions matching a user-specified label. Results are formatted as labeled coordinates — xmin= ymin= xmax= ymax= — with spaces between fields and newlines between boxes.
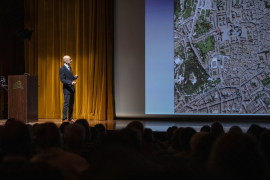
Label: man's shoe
xmin=62 ymin=120 xmax=69 ymax=123
xmin=69 ymin=119 xmax=75 ymax=124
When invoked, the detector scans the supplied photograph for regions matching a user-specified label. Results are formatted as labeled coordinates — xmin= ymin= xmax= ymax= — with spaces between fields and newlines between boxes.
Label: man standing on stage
xmin=59 ymin=55 xmax=78 ymax=123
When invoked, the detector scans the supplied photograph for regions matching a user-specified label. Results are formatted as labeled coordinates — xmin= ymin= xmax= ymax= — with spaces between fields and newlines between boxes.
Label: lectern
xmin=8 ymin=75 xmax=38 ymax=123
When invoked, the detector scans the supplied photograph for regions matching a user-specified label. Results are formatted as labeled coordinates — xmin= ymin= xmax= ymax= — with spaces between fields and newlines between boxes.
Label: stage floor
xmin=0 ymin=119 xmax=270 ymax=132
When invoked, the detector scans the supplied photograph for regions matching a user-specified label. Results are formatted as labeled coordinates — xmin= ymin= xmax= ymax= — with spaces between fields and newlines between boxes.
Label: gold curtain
xmin=24 ymin=0 xmax=114 ymax=120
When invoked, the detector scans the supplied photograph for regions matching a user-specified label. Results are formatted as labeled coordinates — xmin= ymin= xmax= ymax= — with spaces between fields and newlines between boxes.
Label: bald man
xmin=59 ymin=55 xmax=78 ymax=123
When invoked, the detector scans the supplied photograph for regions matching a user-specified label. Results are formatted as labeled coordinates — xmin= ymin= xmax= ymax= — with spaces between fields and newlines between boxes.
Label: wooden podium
xmin=8 ymin=75 xmax=38 ymax=123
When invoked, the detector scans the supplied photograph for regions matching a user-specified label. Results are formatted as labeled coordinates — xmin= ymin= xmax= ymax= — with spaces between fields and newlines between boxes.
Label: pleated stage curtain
xmin=24 ymin=0 xmax=114 ymax=120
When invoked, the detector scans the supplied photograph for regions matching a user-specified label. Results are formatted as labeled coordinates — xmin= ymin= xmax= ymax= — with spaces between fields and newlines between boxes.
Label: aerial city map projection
xmin=174 ymin=0 xmax=270 ymax=114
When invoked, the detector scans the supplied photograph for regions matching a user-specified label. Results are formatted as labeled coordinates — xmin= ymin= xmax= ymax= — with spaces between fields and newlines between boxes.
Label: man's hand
xmin=74 ymin=74 xmax=78 ymax=79
xmin=72 ymin=81 xmax=77 ymax=85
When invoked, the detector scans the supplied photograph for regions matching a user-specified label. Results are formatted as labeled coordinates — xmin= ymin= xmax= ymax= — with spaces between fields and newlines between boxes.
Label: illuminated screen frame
xmin=114 ymin=0 xmax=270 ymax=120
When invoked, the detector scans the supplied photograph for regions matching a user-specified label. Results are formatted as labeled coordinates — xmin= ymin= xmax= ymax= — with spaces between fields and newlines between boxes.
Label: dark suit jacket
xmin=59 ymin=65 xmax=77 ymax=94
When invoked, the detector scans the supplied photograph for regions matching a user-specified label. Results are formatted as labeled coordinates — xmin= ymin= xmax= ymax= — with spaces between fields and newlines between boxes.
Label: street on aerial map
xmin=174 ymin=0 xmax=270 ymax=114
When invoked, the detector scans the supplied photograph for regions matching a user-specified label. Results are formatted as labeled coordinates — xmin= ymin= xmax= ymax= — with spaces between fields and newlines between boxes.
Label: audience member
xmin=171 ymin=127 xmax=196 ymax=153
xmin=126 ymin=120 xmax=144 ymax=135
xmin=59 ymin=122 xmax=70 ymax=135
xmin=200 ymin=125 xmax=210 ymax=132
xmin=247 ymin=124 xmax=264 ymax=142
xmin=31 ymin=123 xmax=90 ymax=180
xmin=64 ymin=124 xmax=85 ymax=155
xmin=1 ymin=117 xmax=270 ymax=180
xmin=99 ymin=128 xmax=142 ymax=154
xmin=90 ymin=127 xmax=100 ymax=141
xmin=141 ymin=128 xmax=157 ymax=161
xmin=260 ymin=130 xmax=270 ymax=166
xmin=210 ymin=122 xmax=224 ymax=137
xmin=189 ymin=132 xmax=208 ymax=152
xmin=4 ymin=118 xmax=15 ymax=126
xmin=90 ymin=142 xmax=157 ymax=180
xmin=74 ymin=119 xmax=94 ymax=162
xmin=171 ymin=127 xmax=184 ymax=151
xmin=143 ymin=128 xmax=154 ymax=145
xmin=228 ymin=125 xmax=242 ymax=134
xmin=208 ymin=133 xmax=267 ymax=180
xmin=94 ymin=123 xmax=107 ymax=138
xmin=75 ymin=119 xmax=91 ymax=142
xmin=0 ymin=120 xmax=31 ymax=159
xmin=163 ymin=126 xmax=178 ymax=148
xmin=189 ymin=132 xmax=215 ymax=178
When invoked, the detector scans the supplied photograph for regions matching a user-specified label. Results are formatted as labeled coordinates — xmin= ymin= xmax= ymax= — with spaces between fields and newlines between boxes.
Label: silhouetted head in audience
xmin=228 ymin=125 xmax=242 ymax=134
xmin=200 ymin=125 xmax=210 ymax=132
xmin=171 ymin=127 xmax=183 ymax=150
xmin=208 ymin=133 xmax=266 ymax=180
xmin=143 ymin=128 xmax=154 ymax=145
xmin=189 ymin=132 xmax=215 ymax=177
xmin=4 ymin=118 xmax=15 ymax=126
xmin=260 ymin=130 xmax=270 ymax=165
xmin=59 ymin=122 xmax=70 ymax=134
xmin=91 ymin=131 xmax=155 ymax=180
xmin=210 ymin=122 xmax=224 ymax=136
xmin=247 ymin=124 xmax=264 ymax=142
xmin=90 ymin=127 xmax=100 ymax=141
xmin=64 ymin=124 xmax=85 ymax=154
xmin=99 ymin=128 xmax=142 ymax=153
xmin=180 ymin=127 xmax=197 ymax=152
xmin=126 ymin=121 xmax=144 ymax=135
xmin=190 ymin=132 xmax=208 ymax=152
xmin=33 ymin=123 xmax=61 ymax=151
xmin=166 ymin=126 xmax=178 ymax=142
xmin=0 ymin=120 xmax=31 ymax=159
xmin=75 ymin=119 xmax=91 ymax=142
xmin=172 ymin=127 xmax=196 ymax=152
xmin=94 ymin=123 xmax=107 ymax=138
xmin=191 ymin=132 xmax=215 ymax=158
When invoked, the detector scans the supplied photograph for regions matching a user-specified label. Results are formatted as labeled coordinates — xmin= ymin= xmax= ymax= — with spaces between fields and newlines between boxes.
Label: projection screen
xmin=115 ymin=0 xmax=270 ymax=118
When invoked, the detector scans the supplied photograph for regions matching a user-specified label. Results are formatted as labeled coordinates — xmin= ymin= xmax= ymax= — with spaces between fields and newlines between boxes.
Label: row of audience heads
xmin=1 ymin=119 xmax=270 ymax=180
xmin=0 ymin=118 xmax=106 ymax=158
